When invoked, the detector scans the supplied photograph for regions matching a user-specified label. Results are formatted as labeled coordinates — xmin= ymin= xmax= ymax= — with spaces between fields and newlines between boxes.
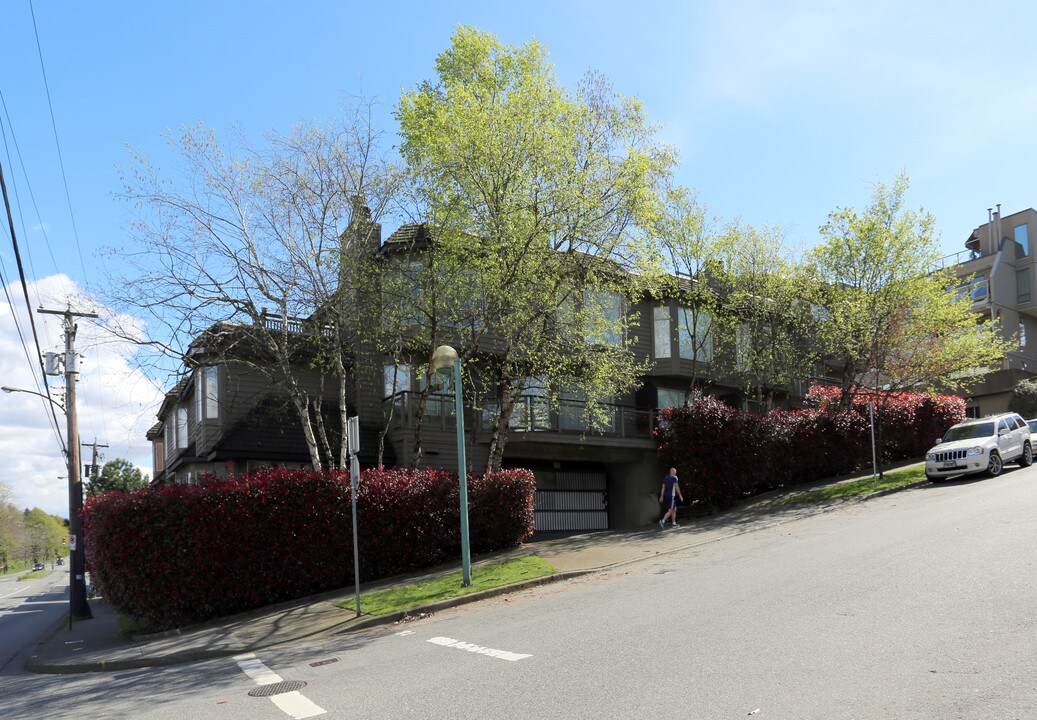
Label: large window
xmin=678 ymin=307 xmax=712 ymax=362
xmin=1018 ymin=268 xmax=1031 ymax=304
xmin=1016 ymin=223 xmax=1030 ymax=259
xmin=653 ymin=306 xmax=671 ymax=359
xmin=175 ymin=407 xmax=188 ymax=449
xmin=657 ymin=387 xmax=688 ymax=408
xmin=384 ymin=363 xmax=413 ymax=398
xmin=205 ymin=366 xmax=218 ymax=418
xmin=195 ymin=366 xmax=219 ymax=420
xmin=583 ymin=290 xmax=624 ymax=346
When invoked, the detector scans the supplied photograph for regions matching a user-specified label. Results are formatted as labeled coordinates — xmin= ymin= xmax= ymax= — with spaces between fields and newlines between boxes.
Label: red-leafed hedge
xmin=83 ymin=467 xmax=535 ymax=629
xmin=656 ymin=387 xmax=965 ymax=509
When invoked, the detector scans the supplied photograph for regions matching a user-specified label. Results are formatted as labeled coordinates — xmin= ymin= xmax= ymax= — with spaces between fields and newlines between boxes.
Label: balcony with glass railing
xmin=382 ymin=391 xmax=658 ymax=442
xmin=952 ymin=277 xmax=990 ymax=307
xmin=933 ymin=247 xmax=993 ymax=275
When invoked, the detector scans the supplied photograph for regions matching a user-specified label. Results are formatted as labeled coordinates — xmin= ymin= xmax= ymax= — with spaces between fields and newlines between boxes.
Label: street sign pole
xmin=347 ymin=416 xmax=361 ymax=617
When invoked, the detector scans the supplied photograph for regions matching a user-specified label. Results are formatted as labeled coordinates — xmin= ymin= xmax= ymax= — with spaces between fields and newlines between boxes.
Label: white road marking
xmin=234 ymin=652 xmax=283 ymax=685
xmin=394 ymin=630 xmax=415 ymax=636
xmin=427 ymin=636 xmax=531 ymax=662
xmin=233 ymin=652 xmax=326 ymax=719
xmin=271 ymin=691 xmax=327 ymax=719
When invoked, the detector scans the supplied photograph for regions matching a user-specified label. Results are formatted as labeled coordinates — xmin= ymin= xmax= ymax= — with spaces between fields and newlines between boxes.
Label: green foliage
xmin=20 ymin=507 xmax=66 ymax=563
xmin=337 ymin=555 xmax=556 ymax=616
xmin=810 ymin=174 xmax=1013 ymax=400
xmin=1007 ymin=378 xmax=1037 ymax=419
xmin=396 ymin=27 xmax=676 ymax=469
xmin=772 ymin=466 xmax=928 ymax=507
xmin=712 ymin=222 xmax=820 ymax=407
xmin=88 ymin=458 xmax=149 ymax=497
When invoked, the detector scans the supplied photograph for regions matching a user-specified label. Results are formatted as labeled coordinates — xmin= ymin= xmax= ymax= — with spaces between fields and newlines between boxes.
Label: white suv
xmin=925 ymin=412 xmax=1033 ymax=481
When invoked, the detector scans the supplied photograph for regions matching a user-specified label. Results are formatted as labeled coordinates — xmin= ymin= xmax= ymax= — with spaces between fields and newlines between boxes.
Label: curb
xmin=332 ymin=569 xmax=594 ymax=635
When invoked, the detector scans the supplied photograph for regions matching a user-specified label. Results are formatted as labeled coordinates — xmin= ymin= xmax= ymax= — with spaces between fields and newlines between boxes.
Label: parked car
xmin=32 ymin=563 xmax=44 ymax=571
xmin=56 ymin=557 xmax=64 ymax=566
xmin=1027 ymin=418 xmax=1037 ymax=444
xmin=925 ymin=412 xmax=1033 ymax=481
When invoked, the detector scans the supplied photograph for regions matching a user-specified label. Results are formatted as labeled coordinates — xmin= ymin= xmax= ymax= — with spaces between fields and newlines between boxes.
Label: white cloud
xmin=0 ymin=274 xmax=164 ymax=518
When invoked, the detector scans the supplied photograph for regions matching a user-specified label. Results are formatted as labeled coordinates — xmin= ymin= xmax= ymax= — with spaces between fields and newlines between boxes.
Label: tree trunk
xmin=486 ymin=380 xmax=516 ymax=473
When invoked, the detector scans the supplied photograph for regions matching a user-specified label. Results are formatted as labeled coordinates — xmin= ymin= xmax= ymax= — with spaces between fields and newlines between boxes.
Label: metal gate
xmin=533 ymin=470 xmax=608 ymax=532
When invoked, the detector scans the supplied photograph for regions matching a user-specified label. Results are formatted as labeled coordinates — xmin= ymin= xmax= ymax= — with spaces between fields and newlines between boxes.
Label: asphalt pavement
xmin=26 ymin=465 xmax=927 ymax=674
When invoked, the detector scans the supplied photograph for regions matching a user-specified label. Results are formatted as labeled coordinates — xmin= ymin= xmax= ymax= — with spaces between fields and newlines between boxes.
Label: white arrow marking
xmin=428 ymin=636 xmax=531 ymax=662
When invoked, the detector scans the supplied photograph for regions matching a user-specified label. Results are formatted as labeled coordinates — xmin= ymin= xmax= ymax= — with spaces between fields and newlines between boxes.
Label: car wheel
xmin=988 ymin=451 xmax=1003 ymax=477
xmin=1020 ymin=442 xmax=1034 ymax=468
xmin=925 ymin=472 xmax=940 ymax=483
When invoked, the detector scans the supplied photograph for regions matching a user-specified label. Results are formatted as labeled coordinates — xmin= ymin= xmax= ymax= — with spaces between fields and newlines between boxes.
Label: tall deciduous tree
xmin=653 ymin=185 xmax=724 ymax=392
xmin=107 ymin=98 xmax=402 ymax=470
xmin=396 ymin=27 xmax=676 ymax=471
xmin=22 ymin=507 xmax=64 ymax=563
xmin=713 ymin=222 xmax=821 ymax=409
xmin=87 ymin=458 xmax=149 ymax=496
xmin=811 ymin=174 xmax=1013 ymax=403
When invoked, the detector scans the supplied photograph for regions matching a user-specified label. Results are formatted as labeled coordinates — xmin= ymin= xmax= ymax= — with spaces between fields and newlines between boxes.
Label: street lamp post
xmin=2 ymin=384 xmax=92 ymax=622
xmin=430 ymin=345 xmax=472 ymax=587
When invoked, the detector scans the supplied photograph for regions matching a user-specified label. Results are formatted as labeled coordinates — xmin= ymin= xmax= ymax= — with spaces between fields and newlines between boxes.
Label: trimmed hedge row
xmin=83 ymin=467 xmax=535 ymax=629
xmin=656 ymin=388 xmax=965 ymax=509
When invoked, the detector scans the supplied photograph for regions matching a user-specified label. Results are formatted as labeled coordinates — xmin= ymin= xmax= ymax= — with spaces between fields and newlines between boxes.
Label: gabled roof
xmin=379 ymin=223 xmax=434 ymax=254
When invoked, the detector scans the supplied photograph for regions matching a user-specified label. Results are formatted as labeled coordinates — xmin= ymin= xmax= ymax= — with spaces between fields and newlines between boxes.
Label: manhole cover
xmin=248 ymin=680 xmax=308 ymax=697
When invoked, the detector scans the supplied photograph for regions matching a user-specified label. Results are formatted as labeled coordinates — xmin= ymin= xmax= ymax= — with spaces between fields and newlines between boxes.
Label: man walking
xmin=659 ymin=467 xmax=683 ymax=528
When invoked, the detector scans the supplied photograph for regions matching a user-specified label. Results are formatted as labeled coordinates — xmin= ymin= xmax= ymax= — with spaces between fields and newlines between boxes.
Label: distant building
xmin=942 ymin=206 xmax=1037 ymax=416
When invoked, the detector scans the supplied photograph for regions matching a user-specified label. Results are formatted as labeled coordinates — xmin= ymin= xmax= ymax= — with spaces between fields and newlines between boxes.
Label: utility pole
xmin=81 ymin=440 xmax=108 ymax=495
xmin=40 ymin=305 xmax=97 ymax=623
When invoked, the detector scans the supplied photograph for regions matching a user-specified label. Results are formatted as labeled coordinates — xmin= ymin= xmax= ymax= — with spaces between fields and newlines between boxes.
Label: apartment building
xmin=148 ymin=218 xmax=825 ymax=531
xmin=945 ymin=207 xmax=1037 ymax=416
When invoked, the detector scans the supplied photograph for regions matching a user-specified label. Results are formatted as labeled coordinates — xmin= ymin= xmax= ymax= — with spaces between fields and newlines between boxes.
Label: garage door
xmin=533 ymin=470 xmax=608 ymax=532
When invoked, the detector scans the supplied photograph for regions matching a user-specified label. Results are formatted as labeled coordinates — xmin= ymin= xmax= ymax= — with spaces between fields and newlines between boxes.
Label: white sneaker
xmin=659 ymin=520 xmax=665 ymax=528
xmin=672 ymin=522 xmax=680 ymax=528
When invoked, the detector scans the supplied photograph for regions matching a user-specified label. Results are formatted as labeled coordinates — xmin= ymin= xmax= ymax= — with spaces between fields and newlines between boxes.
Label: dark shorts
xmin=663 ymin=492 xmax=676 ymax=509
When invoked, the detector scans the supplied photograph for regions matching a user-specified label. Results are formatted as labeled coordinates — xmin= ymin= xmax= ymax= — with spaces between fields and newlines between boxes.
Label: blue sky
xmin=3 ymin=0 xmax=1036 ymax=516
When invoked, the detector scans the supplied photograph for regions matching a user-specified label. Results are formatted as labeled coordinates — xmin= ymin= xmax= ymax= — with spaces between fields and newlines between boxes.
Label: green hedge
xmin=83 ymin=466 xmax=535 ymax=629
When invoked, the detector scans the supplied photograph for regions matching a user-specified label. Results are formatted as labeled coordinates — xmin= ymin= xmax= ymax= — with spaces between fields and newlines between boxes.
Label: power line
xmin=0 ymin=155 xmax=65 ymax=451
xmin=28 ymin=0 xmax=90 ymax=287
xmin=0 ymin=89 xmax=69 ymax=292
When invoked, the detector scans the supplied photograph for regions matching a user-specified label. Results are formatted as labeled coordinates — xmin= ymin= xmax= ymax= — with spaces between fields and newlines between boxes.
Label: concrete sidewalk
xmin=26 ymin=466 xmax=926 ymax=674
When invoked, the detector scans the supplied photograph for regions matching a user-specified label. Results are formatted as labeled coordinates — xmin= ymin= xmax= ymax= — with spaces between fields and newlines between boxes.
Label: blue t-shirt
xmin=662 ymin=475 xmax=678 ymax=498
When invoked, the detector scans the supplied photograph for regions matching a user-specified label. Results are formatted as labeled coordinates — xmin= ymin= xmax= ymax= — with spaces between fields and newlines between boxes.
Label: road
xmin=2 ymin=466 xmax=1036 ymax=719
xmin=0 ymin=563 xmax=70 ymax=674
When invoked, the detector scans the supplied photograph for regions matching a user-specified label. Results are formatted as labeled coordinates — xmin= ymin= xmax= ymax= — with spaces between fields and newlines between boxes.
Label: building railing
xmin=953 ymin=277 xmax=989 ymax=304
xmin=934 ymin=248 xmax=988 ymax=271
xmin=383 ymin=391 xmax=657 ymax=440
xmin=259 ymin=310 xmax=336 ymax=338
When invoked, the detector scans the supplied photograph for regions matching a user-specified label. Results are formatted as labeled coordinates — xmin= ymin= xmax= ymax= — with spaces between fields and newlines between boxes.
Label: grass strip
xmin=771 ymin=466 xmax=927 ymax=507
xmin=337 ymin=555 xmax=557 ymax=616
